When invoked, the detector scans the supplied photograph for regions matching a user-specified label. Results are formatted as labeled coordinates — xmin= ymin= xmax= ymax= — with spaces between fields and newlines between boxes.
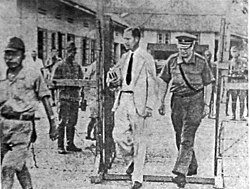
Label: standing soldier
xmin=0 ymin=37 xmax=58 ymax=189
xmin=158 ymin=33 xmax=214 ymax=188
xmin=227 ymin=46 xmax=248 ymax=121
xmin=52 ymin=41 xmax=84 ymax=154
xmin=107 ymin=27 xmax=158 ymax=189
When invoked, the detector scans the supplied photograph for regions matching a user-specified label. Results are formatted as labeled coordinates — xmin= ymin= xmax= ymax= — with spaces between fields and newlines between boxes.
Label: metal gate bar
xmin=99 ymin=174 xmax=215 ymax=185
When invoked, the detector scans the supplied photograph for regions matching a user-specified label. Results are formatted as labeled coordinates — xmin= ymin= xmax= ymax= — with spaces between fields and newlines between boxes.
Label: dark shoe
xmin=240 ymin=116 xmax=247 ymax=121
xmin=58 ymin=147 xmax=67 ymax=154
xmin=187 ymin=168 xmax=197 ymax=176
xmin=131 ymin=181 xmax=142 ymax=189
xmin=126 ymin=162 xmax=134 ymax=175
xmin=66 ymin=144 xmax=82 ymax=152
xmin=172 ymin=174 xmax=186 ymax=188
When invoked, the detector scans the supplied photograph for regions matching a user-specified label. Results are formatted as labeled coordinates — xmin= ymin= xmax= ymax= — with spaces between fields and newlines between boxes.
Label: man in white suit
xmin=107 ymin=27 xmax=157 ymax=189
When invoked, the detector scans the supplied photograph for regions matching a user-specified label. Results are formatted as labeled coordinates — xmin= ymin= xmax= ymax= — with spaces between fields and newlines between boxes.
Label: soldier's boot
xmin=16 ymin=164 xmax=33 ymax=189
xmin=66 ymin=127 xmax=82 ymax=152
xmin=58 ymin=127 xmax=67 ymax=154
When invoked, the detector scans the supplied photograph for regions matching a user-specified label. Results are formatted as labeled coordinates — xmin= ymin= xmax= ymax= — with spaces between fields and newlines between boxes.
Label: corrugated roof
xmin=123 ymin=14 xmax=222 ymax=32
xmin=105 ymin=13 xmax=129 ymax=27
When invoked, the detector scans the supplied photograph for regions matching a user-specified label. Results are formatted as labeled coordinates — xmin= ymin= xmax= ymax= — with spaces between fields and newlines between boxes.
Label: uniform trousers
xmin=230 ymin=89 xmax=247 ymax=118
xmin=58 ymin=100 xmax=79 ymax=147
xmin=113 ymin=93 xmax=149 ymax=183
xmin=171 ymin=91 xmax=204 ymax=175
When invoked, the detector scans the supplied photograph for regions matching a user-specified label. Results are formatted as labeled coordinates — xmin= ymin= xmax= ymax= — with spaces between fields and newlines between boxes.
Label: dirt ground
xmin=10 ymin=92 xmax=248 ymax=189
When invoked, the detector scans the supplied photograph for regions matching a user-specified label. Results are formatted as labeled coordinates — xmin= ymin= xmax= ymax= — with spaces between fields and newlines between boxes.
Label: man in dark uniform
xmin=158 ymin=33 xmax=214 ymax=188
xmin=52 ymin=41 xmax=84 ymax=154
xmin=0 ymin=37 xmax=58 ymax=189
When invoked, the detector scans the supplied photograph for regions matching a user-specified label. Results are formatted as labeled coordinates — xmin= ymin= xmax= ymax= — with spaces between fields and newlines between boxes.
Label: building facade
xmin=0 ymin=0 xmax=128 ymax=70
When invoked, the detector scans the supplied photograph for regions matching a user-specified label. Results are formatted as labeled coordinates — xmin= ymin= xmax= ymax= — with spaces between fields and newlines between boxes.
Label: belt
xmin=174 ymin=88 xmax=204 ymax=98
xmin=1 ymin=113 xmax=34 ymax=121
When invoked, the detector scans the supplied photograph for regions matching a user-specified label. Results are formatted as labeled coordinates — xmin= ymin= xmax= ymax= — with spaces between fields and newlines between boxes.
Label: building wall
xmin=0 ymin=0 xmax=19 ymax=71
xmin=140 ymin=30 xmax=216 ymax=59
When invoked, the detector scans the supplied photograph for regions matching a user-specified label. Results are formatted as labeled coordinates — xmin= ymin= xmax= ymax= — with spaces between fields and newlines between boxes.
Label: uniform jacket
xmin=112 ymin=47 xmax=158 ymax=116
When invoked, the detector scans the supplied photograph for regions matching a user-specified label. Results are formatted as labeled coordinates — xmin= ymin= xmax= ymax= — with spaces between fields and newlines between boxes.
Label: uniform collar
xmin=177 ymin=52 xmax=196 ymax=64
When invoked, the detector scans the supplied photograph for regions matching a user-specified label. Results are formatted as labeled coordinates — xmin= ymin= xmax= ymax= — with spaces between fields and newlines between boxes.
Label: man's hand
xmin=143 ymin=107 xmax=153 ymax=118
xmin=49 ymin=118 xmax=59 ymax=141
xmin=106 ymin=68 xmax=120 ymax=87
xmin=158 ymin=103 xmax=165 ymax=115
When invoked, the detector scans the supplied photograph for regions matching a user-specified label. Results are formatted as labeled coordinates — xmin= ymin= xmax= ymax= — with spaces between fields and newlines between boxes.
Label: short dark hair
xmin=124 ymin=27 xmax=141 ymax=39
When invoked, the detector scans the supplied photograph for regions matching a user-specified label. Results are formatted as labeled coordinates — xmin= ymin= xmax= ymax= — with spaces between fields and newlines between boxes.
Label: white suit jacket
xmin=112 ymin=47 xmax=158 ymax=116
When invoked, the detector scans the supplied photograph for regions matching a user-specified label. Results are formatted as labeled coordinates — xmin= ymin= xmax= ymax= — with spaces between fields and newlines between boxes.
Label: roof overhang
xmin=59 ymin=0 xmax=96 ymax=16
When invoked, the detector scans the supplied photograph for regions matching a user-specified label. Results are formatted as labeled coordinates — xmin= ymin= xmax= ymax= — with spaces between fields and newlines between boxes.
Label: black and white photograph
xmin=0 ymin=0 xmax=248 ymax=188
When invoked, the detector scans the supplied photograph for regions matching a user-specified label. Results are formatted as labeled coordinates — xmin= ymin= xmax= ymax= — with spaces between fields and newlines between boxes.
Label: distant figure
xmin=44 ymin=48 xmax=62 ymax=106
xmin=31 ymin=50 xmax=44 ymax=69
xmin=52 ymin=41 xmax=84 ymax=154
xmin=45 ymin=48 xmax=62 ymax=77
xmin=0 ymin=37 xmax=58 ymax=189
xmin=227 ymin=46 xmax=248 ymax=121
xmin=85 ymin=61 xmax=97 ymax=140
xmin=204 ymin=49 xmax=217 ymax=118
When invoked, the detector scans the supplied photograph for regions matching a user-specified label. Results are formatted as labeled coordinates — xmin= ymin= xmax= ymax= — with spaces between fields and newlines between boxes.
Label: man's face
xmin=123 ymin=31 xmax=139 ymax=51
xmin=204 ymin=51 xmax=212 ymax=62
xmin=4 ymin=50 xmax=24 ymax=69
xmin=68 ymin=49 xmax=77 ymax=59
xmin=231 ymin=48 xmax=239 ymax=58
xmin=31 ymin=51 xmax=37 ymax=58
xmin=178 ymin=45 xmax=193 ymax=58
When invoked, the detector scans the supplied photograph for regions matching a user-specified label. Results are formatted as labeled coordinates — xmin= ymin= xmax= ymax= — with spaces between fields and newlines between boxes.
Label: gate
xmin=89 ymin=19 xmax=229 ymax=189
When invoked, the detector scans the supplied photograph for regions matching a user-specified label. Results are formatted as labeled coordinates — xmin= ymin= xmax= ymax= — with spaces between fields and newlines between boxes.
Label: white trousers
xmin=113 ymin=93 xmax=148 ymax=183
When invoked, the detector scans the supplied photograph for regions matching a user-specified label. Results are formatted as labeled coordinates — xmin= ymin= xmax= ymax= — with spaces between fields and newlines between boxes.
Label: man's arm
xmin=41 ymin=96 xmax=58 ymax=141
xmin=145 ymin=54 xmax=158 ymax=111
xmin=158 ymin=81 xmax=169 ymax=115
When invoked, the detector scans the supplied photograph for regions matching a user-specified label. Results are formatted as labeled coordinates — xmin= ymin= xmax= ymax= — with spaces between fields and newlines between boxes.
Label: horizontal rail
xmin=103 ymin=174 xmax=215 ymax=185
xmin=46 ymin=79 xmax=96 ymax=88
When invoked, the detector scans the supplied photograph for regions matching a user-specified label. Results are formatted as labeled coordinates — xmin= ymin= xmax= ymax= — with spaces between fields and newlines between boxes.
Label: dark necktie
xmin=126 ymin=53 xmax=133 ymax=85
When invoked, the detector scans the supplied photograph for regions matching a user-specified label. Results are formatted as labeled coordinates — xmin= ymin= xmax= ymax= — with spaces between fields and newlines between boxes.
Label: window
xmin=67 ymin=18 xmax=74 ymax=24
xmin=37 ymin=28 xmax=48 ymax=60
xmin=58 ymin=32 xmax=66 ymax=58
xmin=67 ymin=33 xmax=75 ymax=42
xmin=84 ymin=21 xmax=89 ymax=28
xmin=165 ymin=33 xmax=170 ymax=44
xmin=38 ymin=8 xmax=46 ymax=15
xmin=90 ymin=40 xmax=96 ymax=63
xmin=51 ymin=33 xmax=56 ymax=49
xmin=157 ymin=32 xmax=170 ymax=44
xmin=158 ymin=33 xmax=163 ymax=44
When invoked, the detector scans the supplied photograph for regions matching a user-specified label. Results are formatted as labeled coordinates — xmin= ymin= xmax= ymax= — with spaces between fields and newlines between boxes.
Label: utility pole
xmin=94 ymin=0 xmax=105 ymax=180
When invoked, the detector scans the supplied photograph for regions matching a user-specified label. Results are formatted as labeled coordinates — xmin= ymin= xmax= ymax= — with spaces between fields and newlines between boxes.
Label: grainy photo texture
xmin=0 ymin=0 xmax=248 ymax=189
